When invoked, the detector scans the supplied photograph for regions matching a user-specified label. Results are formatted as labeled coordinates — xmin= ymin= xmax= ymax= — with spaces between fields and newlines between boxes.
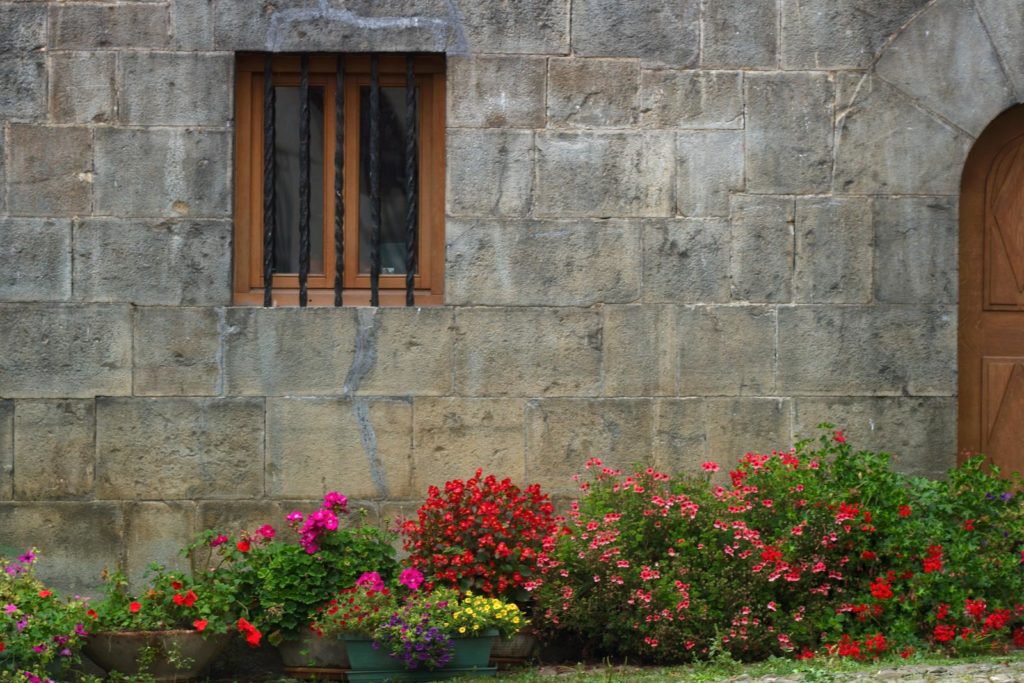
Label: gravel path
xmin=720 ymin=662 xmax=1024 ymax=682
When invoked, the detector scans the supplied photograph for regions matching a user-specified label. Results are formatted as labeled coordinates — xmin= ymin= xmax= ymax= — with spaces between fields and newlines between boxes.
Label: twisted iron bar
xmin=369 ymin=55 xmax=382 ymax=306
xmin=404 ymin=55 xmax=418 ymax=307
xmin=262 ymin=55 xmax=276 ymax=307
xmin=298 ymin=54 xmax=311 ymax=307
xmin=334 ymin=55 xmax=345 ymax=306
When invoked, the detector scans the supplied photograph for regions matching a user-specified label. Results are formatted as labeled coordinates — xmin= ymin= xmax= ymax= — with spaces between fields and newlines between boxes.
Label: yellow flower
xmin=458 ymin=626 xmax=466 ymax=634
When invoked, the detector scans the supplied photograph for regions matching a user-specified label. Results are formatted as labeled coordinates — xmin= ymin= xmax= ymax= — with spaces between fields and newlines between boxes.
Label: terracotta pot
xmin=84 ymin=630 xmax=228 ymax=682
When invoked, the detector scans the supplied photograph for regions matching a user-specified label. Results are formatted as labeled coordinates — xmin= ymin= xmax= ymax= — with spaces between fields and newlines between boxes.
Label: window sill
xmin=232 ymin=289 xmax=444 ymax=307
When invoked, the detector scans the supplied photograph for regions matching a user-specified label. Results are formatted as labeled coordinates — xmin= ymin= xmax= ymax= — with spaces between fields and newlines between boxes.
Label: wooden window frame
xmin=234 ymin=53 xmax=446 ymax=306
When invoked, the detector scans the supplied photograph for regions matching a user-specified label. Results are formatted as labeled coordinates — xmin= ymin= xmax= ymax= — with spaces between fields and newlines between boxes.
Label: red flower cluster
xmin=237 ymin=617 xmax=261 ymax=647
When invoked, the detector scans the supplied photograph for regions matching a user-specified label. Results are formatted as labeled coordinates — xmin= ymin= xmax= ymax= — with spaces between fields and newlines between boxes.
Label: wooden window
xmin=234 ymin=54 xmax=445 ymax=306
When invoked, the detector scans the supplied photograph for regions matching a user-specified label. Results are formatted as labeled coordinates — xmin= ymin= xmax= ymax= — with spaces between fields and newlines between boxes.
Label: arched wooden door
xmin=959 ymin=105 xmax=1024 ymax=474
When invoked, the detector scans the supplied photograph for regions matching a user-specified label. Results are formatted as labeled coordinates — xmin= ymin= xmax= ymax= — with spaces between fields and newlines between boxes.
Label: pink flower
xmin=286 ymin=511 xmax=304 ymax=523
xmin=356 ymin=572 xmax=385 ymax=591
xmin=399 ymin=568 xmax=424 ymax=590
xmin=701 ymin=462 xmax=720 ymax=472
xmin=256 ymin=524 xmax=276 ymax=540
xmin=210 ymin=534 xmax=228 ymax=548
xmin=323 ymin=491 xmax=348 ymax=513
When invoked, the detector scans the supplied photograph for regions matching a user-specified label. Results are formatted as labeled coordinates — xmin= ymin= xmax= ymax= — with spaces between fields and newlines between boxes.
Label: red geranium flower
xmin=193 ymin=619 xmax=208 ymax=632
xmin=129 ymin=602 xmax=141 ymax=613
xmin=898 ymin=505 xmax=911 ymax=517
xmin=37 ymin=590 xmax=51 ymax=598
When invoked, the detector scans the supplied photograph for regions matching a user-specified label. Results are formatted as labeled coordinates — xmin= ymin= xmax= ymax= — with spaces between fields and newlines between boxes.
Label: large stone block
xmin=778 ymin=305 xmax=957 ymax=395
xmin=453 ymin=307 xmax=602 ymax=397
xmin=729 ymin=196 xmax=795 ymax=303
xmin=0 ymin=4 xmax=46 ymax=55
xmin=447 ymin=56 xmax=546 ymax=128
xmin=73 ymin=218 xmax=232 ymax=306
xmin=453 ymin=0 xmax=568 ymax=54
xmin=875 ymin=0 xmax=1013 ymax=137
xmin=171 ymin=0 xmax=215 ymax=50
xmin=640 ymin=70 xmax=742 ymax=129
xmin=446 ymin=218 xmax=640 ymax=306
xmin=653 ymin=398 xmax=707 ymax=474
xmin=196 ymin=500 xmax=293 ymax=540
xmin=352 ymin=307 xmax=455 ymax=396
xmin=706 ymin=398 xmax=793 ymax=467
xmin=677 ymin=306 xmax=776 ymax=395
xmin=535 ymin=132 xmax=675 ymax=217
xmin=0 ymin=128 xmax=5 ymax=214
xmin=701 ymin=0 xmax=776 ymax=68
xmin=124 ymin=502 xmax=195 ymax=590
xmin=643 ymin=219 xmax=730 ymax=303
xmin=602 ymin=305 xmax=677 ymax=396
xmin=0 ymin=502 xmax=123 ymax=597
xmin=96 ymin=398 xmax=265 ymax=500
xmin=120 ymin=52 xmax=233 ymax=127
xmin=547 ymin=58 xmax=640 ymax=128
xmin=13 ymin=400 xmax=95 ymax=500
xmin=0 ymin=57 xmax=45 ymax=121
xmin=0 ymin=218 xmax=71 ymax=302
xmin=267 ymin=397 xmax=412 ymax=500
xmin=412 ymin=398 xmax=526 ymax=491
xmin=0 ymin=402 xmax=11 ymax=501
xmin=976 ymin=0 xmax=1024 ymax=99
xmin=793 ymin=396 xmax=957 ymax=477
xmin=49 ymin=52 xmax=117 ymax=124
xmin=780 ymin=0 xmax=930 ymax=69
xmin=50 ymin=3 xmax=170 ymax=49
xmin=676 ymin=131 xmax=743 ymax=217
xmin=446 ymin=130 xmax=534 ymax=217
xmin=873 ymin=197 xmax=957 ymax=303
xmin=793 ymin=197 xmax=873 ymax=303
xmin=571 ymin=0 xmax=699 ymax=66
xmin=133 ymin=307 xmax=222 ymax=396
xmin=745 ymin=72 xmax=834 ymax=194
xmin=834 ymin=74 xmax=972 ymax=195
xmin=525 ymin=399 xmax=653 ymax=493
xmin=223 ymin=307 xmax=357 ymax=396
xmin=0 ymin=304 xmax=132 ymax=398
xmin=93 ymin=128 xmax=231 ymax=218
xmin=7 ymin=124 xmax=91 ymax=216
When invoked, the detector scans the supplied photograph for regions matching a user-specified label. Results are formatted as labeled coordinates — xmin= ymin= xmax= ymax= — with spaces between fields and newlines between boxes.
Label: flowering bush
xmin=449 ymin=592 xmax=524 ymax=638
xmin=399 ymin=470 xmax=563 ymax=602
xmin=0 ymin=550 xmax=90 ymax=683
xmin=532 ymin=427 xmax=1024 ymax=663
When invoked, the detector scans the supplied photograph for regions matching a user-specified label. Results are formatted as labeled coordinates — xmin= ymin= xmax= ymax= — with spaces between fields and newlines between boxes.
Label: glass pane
xmin=359 ymin=85 xmax=418 ymax=275
xmin=272 ymin=85 xmax=324 ymax=275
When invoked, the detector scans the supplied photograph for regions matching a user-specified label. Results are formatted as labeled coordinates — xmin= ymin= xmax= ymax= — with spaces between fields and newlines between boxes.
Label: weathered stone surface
xmin=701 ymin=0 xmax=776 ymax=68
xmin=0 ymin=218 xmax=71 ymax=302
xmin=94 ymin=128 xmax=230 ymax=218
xmin=730 ymin=196 xmax=795 ymax=303
xmin=0 ymin=402 xmax=11 ymax=501
xmin=793 ymin=396 xmax=957 ymax=477
xmin=778 ymin=305 xmax=957 ymax=395
xmin=976 ymin=0 xmax=1024 ymax=99
xmin=602 ymin=305 xmax=676 ymax=396
xmin=572 ymin=0 xmax=699 ymax=66
xmin=678 ymin=306 xmax=776 ymax=396
xmin=412 ymin=398 xmax=526 ymax=491
xmin=640 ymin=70 xmax=742 ymax=129
xmin=454 ymin=0 xmax=568 ymax=54
xmin=73 ymin=219 xmax=232 ymax=306
xmin=50 ymin=52 xmax=116 ymax=124
xmin=223 ymin=307 xmax=357 ymax=396
xmin=706 ymin=399 xmax=792 ymax=466
xmin=171 ymin=0 xmax=215 ymax=50
xmin=0 ymin=57 xmax=45 ymax=121
xmin=96 ymin=398 xmax=265 ymax=500
xmin=780 ymin=0 xmax=930 ymax=69
xmin=535 ymin=132 xmax=675 ymax=217
xmin=745 ymin=72 xmax=833 ymax=193
xmin=446 ymin=218 xmax=640 ymax=306
xmin=793 ymin=197 xmax=873 ymax=303
xmin=0 ymin=129 xmax=5 ymax=214
xmin=124 ymin=502 xmax=195 ymax=590
xmin=13 ymin=400 xmax=95 ymax=500
xmin=120 ymin=52 xmax=233 ymax=126
xmin=834 ymin=74 xmax=973 ymax=195
xmin=50 ymin=3 xmax=170 ymax=49
xmin=353 ymin=307 xmax=454 ymax=396
xmin=0 ymin=304 xmax=132 ymax=398
xmin=653 ymin=398 xmax=707 ymax=473
xmin=0 ymin=503 xmax=123 ymax=597
xmin=525 ymin=399 xmax=653 ymax=493
xmin=7 ymin=124 xmax=90 ymax=216
xmin=447 ymin=130 xmax=533 ymax=217
xmin=643 ymin=219 xmax=730 ymax=303
xmin=0 ymin=4 xmax=46 ymax=55
xmin=676 ymin=131 xmax=743 ymax=217
xmin=874 ymin=197 xmax=957 ymax=304
xmin=196 ymin=501 xmax=292 ymax=540
xmin=548 ymin=58 xmax=640 ymax=128
xmin=133 ymin=307 xmax=221 ymax=396
xmin=267 ymin=397 xmax=412 ymax=499
xmin=453 ymin=308 xmax=602 ymax=397
xmin=875 ymin=0 xmax=1014 ymax=136
xmin=448 ymin=56 xmax=546 ymax=128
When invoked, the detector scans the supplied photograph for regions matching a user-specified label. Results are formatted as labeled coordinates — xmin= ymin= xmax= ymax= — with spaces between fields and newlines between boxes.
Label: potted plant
xmin=0 ymin=549 xmax=91 ymax=683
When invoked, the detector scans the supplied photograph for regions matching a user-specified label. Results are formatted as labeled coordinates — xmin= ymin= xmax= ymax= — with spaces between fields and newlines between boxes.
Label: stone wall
xmin=1 ymin=0 xmax=1022 ymax=594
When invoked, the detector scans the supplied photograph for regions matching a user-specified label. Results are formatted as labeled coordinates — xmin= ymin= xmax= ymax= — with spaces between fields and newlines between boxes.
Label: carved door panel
xmin=960 ymin=106 xmax=1024 ymax=475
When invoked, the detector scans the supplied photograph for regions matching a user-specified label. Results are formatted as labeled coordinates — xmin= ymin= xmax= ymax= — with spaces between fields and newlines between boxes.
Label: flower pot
xmin=449 ymin=628 xmax=498 ymax=669
xmin=278 ymin=630 xmax=349 ymax=669
xmin=342 ymin=634 xmax=497 ymax=682
xmin=490 ymin=630 xmax=538 ymax=668
xmin=84 ymin=630 xmax=228 ymax=682
xmin=342 ymin=634 xmax=400 ymax=670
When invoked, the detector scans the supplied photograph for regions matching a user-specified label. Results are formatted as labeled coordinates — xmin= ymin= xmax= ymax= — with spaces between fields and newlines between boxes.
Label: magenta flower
xmin=16 ymin=618 xmax=28 ymax=631
xmin=356 ymin=572 xmax=386 ymax=591
xmin=399 ymin=568 xmax=425 ymax=591
xmin=256 ymin=524 xmax=276 ymax=540
xmin=323 ymin=491 xmax=348 ymax=513
xmin=210 ymin=534 xmax=228 ymax=548
xmin=4 ymin=603 xmax=17 ymax=614
xmin=17 ymin=550 xmax=36 ymax=565
xmin=287 ymin=510 xmax=304 ymax=523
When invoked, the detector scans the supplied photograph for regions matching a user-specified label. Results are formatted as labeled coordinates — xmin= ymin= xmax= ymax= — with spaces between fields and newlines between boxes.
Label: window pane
xmin=359 ymin=86 xmax=418 ymax=275
xmin=272 ymin=86 xmax=324 ymax=275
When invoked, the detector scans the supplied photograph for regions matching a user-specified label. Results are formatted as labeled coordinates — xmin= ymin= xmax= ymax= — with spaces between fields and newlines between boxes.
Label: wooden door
xmin=959 ymin=105 xmax=1024 ymax=474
